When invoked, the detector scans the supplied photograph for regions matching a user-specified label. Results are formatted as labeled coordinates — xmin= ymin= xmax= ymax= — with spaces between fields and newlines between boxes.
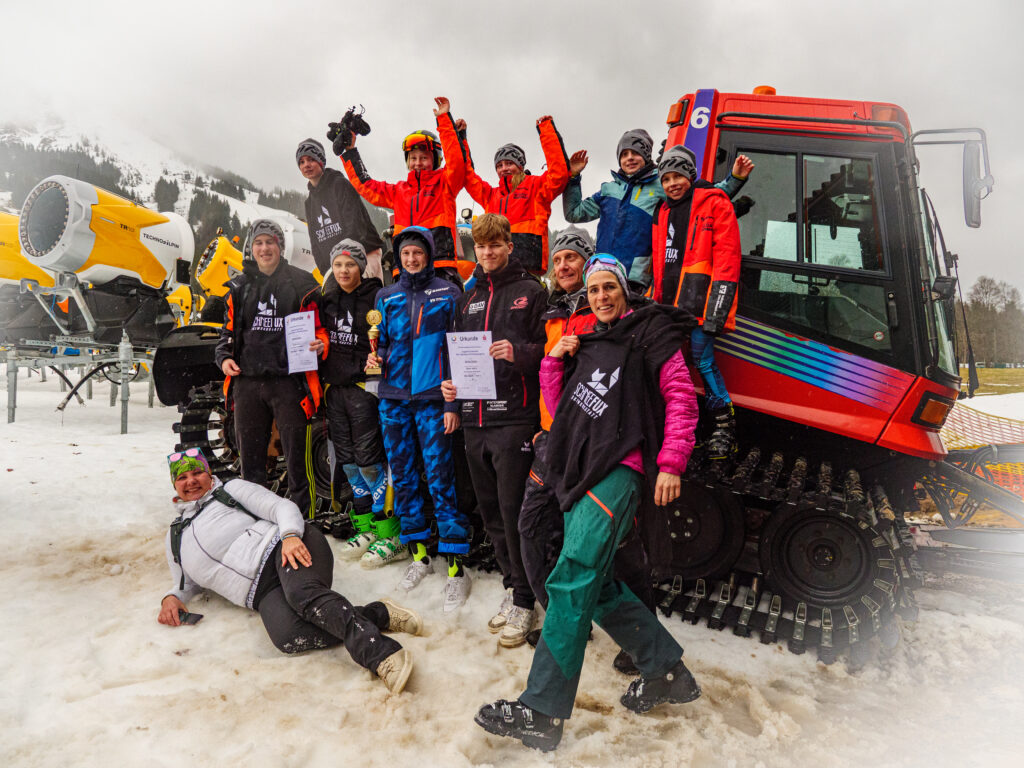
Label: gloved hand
xmin=327 ymin=122 xmax=353 ymax=155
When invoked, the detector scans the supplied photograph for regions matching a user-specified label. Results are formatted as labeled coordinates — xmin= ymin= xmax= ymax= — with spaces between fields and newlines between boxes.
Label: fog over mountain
xmin=2 ymin=0 xmax=1020 ymax=289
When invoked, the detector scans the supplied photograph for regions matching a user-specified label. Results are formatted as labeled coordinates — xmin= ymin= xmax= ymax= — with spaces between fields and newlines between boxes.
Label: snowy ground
xmin=2 ymin=369 xmax=1024 ymax=768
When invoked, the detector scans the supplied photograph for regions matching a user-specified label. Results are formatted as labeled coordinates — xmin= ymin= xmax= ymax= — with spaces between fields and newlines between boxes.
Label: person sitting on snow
xmin=157 ymin=447 xmax=420 ymax=693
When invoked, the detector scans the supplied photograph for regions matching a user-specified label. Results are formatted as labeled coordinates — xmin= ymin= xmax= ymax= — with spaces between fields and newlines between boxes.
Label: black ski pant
xmin=253 ymin=524 xmax=399 ymax=670
xmin=232 ymin=375 xmax=316 ymax=518
xmin=519 ymin=431 xmax=656 ymax=611
xmin=464 ymin=423 xmax=537 ymax=609
xmin=325 ymin=383 xmax=386 ymax=510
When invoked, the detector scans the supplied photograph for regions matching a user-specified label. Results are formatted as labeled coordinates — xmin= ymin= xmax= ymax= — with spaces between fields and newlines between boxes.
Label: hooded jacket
xmin=304 ymin=167 xmax=384 ymax=274
xmin=452 ymin=258 xmax=548 ymax=427
xmin=214 ymin=259 xmax=322 ymax=416
xmin=461 ymin=117 xmax=570 ymax=274
xmin=163 ymin=477 xmax=305 ymax=609
xmin=341 ymin=113 xmax=465 ymax=272
xmin=542 ymin=303 xmax=698 ymax=515
xmin=563 ymin=168 xmax=746 ymax=278
xmin=650 ymin=181 xmax=742 ymax=333
xmin=372 ymin=227 xmax=461 ymax=403
xmin=302 ymin=273 xmax=383 ymax=386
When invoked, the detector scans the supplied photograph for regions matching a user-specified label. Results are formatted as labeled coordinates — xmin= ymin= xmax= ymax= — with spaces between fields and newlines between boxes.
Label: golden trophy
xmin=366 ymin=309 xmax=383 ymax=375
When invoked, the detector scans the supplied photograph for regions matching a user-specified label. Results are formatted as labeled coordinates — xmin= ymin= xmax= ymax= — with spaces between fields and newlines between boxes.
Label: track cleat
xmin=620 ymin=658 xmax=702 ymax=714
xmin=474 ymin=699 xmax=564 ymax=752
xmin=788 ymin=601 xmax=808 ymax=655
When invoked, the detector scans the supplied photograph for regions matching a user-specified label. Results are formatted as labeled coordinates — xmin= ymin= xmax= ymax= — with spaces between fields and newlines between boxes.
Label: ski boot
xmin=706 ymin=405 xmax=737 ymax=461
xmin=474 ymin=699 xmax=564 ymax=751
xmin=620 ymin=658 xmax=701 ymax=714
xmin=339 ymin=508 xmax=376 ymax=560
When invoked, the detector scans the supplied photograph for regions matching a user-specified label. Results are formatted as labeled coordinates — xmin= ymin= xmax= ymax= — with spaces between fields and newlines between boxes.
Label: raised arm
xmin=341 ymin=147 xmax=398 ymax=210
xmin=435 ymin=102 xmax=466 ymax=192
xmin=535 ymin=116 xmax=571 ymax=203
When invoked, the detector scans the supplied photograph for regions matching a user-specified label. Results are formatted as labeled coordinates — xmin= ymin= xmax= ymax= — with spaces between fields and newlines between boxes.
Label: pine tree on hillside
xmin=154 ymin=177 xmax=180 ymax=211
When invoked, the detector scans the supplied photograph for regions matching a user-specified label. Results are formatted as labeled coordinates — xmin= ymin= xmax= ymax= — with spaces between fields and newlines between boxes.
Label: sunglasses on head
xmin=168 ymin=447 xmax=203 ymax=463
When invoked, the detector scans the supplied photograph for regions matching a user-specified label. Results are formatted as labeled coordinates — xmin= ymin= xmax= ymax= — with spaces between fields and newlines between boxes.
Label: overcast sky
xmin=3 ymin=0 xmax=1021 ymax=290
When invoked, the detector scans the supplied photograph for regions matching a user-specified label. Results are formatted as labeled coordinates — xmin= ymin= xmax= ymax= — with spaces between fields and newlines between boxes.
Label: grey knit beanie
xmin=493 ymin=143 xmax=527 ymax=170
xmin=550 ymin=226 xmax=595 ymax=261
xmin=616 ymin=129 xmax=653 ymax=166
xmin=329 ymin=238 xmax=368 ymax=274
xmin=296 ymin=138 xmax=326 ymax=168
xmin=658 ymin=144 xmax=698 ymax=182
xmin=245 ymin=219 xmax=286 ymax=259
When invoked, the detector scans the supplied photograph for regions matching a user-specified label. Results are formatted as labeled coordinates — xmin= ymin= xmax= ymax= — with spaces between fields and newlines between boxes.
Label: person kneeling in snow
xmin=157 ymin=447 xmax=419 ymax=693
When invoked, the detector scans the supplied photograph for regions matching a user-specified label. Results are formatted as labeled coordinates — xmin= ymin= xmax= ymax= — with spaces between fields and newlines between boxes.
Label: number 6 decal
xmin=690 ymin=106 xmax=710 ymax=129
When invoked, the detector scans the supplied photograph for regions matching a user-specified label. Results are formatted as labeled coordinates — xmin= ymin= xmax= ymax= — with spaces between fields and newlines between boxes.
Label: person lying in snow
xmin=157 ymin=447 xmax=419 ymax=693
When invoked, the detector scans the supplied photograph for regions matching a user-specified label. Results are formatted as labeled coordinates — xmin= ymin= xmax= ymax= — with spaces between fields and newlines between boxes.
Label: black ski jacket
xmin=452 ymin=258 xmax=547 ymax=427
xmin=305 ymin=168 xmax=384 ymax=274
xmin=302 ymin=275 xmax=383 ymax=387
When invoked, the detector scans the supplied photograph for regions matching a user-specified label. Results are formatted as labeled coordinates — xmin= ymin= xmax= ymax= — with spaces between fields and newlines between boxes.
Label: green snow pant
xmin=520 ymin=466 xmax=684 ymax=719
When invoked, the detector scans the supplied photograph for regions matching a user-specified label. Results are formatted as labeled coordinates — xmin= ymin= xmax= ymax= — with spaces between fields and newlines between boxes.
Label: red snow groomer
xmin=654 ymin=87 xmax=1023 ymax=665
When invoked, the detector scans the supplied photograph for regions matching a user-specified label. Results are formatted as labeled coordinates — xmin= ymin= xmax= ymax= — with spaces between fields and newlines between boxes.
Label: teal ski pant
xmin=520 ymin=465 xmax=683 ymax=720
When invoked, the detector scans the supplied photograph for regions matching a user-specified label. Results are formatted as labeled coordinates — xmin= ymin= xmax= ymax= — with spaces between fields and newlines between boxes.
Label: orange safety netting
xmin=942 ymin=403 xmax=1024 ymax=497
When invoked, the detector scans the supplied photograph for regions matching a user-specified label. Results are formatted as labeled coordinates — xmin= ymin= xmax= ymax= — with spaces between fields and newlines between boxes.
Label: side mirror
xmin=963 ymin=141 xmax=993 ymax=228
xmin=931 ymin=275 xmax=957 ymax=301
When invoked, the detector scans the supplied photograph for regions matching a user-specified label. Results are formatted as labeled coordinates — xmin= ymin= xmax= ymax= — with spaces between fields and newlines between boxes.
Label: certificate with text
xmin=446 ymin=331 xmax=496 ymax=400
xmin=285 ymin=311 xmax=319 ymax=374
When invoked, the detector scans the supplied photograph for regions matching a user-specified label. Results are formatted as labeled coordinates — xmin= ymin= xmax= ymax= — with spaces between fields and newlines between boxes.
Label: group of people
xmin=158 ymin=96 xmax=755 ymax=750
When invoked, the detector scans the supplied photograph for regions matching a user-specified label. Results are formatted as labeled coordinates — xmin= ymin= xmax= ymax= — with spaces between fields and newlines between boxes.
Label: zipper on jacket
xmin=479 ymin=275 xmax=496 ymax=426
xmin=689 ymin=215 xmax=701 ymax=252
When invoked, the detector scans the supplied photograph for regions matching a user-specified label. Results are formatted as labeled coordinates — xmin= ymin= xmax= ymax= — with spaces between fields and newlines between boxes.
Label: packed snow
xmin=2 ymin=371 xmax=1023 ymax=768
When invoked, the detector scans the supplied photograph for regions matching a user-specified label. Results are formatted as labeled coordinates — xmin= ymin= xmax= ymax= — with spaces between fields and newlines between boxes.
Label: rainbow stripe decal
xmin=716 ymin=317 xmax=913 ymax=410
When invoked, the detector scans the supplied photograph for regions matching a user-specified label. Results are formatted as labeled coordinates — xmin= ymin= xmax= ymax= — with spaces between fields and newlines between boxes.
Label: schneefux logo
xmin=336 ymin=311 xmax=354 ymax=333
xmin=257 ymin=294 xmax=277 ymax=316
xmin=587 ymin=367 xmax=620 ymax=396
xmin=317 ymin=205 xmax=332 ymax=228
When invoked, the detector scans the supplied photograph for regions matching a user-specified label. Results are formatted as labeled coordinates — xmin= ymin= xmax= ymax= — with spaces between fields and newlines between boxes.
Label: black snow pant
xmin=464 ymin=423 xmax=537 ymax=609
xmin=325 ymin=383 xmax=386 ymax=510
xmin=232 ymin=375 xmax=316 ymax=518
xmin=253 ymin=524 xmax=400 ymax=670
xmin=518 ymin=431 xmax=656 ymax=611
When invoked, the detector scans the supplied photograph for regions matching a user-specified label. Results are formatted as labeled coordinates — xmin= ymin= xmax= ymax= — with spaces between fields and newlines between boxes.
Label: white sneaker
xmin=340 ymin=531 xmax=377 ymax=561
xmin=498 ymin=606 xmax=536 ymax=648
xmin=443 ymin=573 xmax=472 ymax=613
xmin=360 ymin=536 xmax=411 ymax=569
xmin=487 ymin=588 xmax=514 ymax=633
xmin=398 ymin=559 xmax=434 ymax=591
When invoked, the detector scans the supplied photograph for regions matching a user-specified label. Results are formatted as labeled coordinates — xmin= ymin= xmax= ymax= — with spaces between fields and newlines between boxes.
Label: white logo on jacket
xmin=570 ymin=365 xmax=620 ymax=419
xmin=251 ymin=293 xmax=284 ymax=331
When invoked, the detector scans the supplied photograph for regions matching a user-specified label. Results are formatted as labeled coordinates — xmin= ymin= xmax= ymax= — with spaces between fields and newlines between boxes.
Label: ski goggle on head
xmin=168 ymin=447 xmax=212 ymax=484
xmin=584 ymin=254 xmax=629 ymax=294
xmin=402 ymin=132 xmax=439 ymax=153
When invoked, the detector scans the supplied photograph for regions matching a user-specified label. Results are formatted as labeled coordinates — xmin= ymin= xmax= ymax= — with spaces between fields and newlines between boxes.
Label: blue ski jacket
xmin=563 ymin=165 xmax=745 ymax=281
xmin=373 ymin=227 xmax=460 ymax=407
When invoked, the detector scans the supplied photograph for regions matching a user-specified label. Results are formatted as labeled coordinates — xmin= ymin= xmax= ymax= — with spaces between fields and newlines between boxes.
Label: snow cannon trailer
xmin=16 ymin=175 xmax=192 ymax=347
xmin=650 ymin=87 xmax=1023 ymax=666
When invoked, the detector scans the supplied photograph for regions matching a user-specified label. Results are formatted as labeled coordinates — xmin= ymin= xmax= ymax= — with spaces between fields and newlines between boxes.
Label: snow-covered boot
xmin=474 ymin=699 xmax=564 ymax=752
xmin=620 ymin=658 xmax=701 ymax=714
xmin=706 ymin=405 xmax=737 ymax=461
xmin=340 ymin=509 xmax=376 ymax=560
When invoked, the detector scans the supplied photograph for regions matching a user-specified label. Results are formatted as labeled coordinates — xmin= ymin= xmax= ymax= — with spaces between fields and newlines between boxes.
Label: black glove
xmin=326 ymin=122 xmax=352 ymax=155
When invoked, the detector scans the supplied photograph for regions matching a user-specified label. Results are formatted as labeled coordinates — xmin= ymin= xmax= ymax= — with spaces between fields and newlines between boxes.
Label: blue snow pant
xmin=378 ymin=398 xmax=469 ymax=554
xmin=520 ymin=466 xmax=684 ymax=720
xmin=691 ymin=326 xmax=731 ymax=412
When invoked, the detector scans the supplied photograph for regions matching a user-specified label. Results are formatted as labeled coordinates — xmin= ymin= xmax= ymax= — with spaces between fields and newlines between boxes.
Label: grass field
xmin=960 ymin=366 xmax=1024 ymax=395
